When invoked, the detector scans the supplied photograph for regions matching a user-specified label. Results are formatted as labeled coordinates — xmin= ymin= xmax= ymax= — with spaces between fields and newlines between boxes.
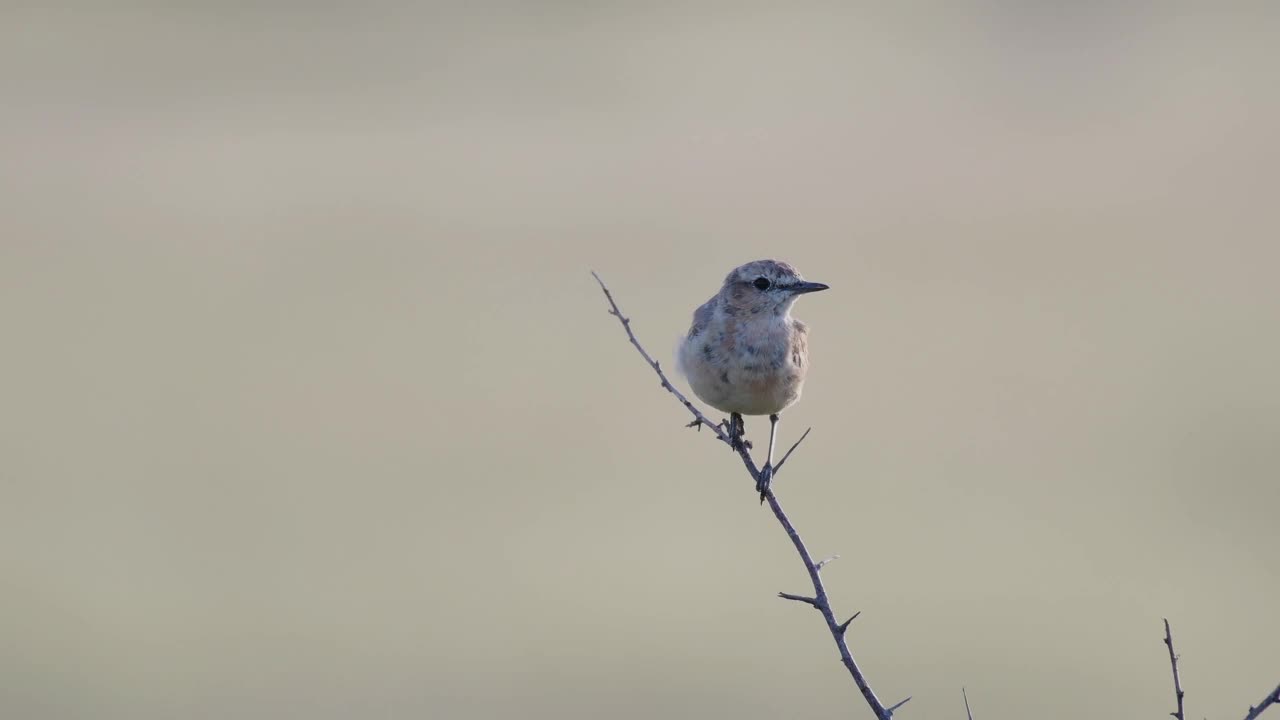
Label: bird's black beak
xmin=790 ymin=281 xmax=830 ymax=295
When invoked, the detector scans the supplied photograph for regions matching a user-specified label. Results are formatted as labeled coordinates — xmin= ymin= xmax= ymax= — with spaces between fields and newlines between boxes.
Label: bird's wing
xmin=790 ymin=319 xmax=809 ymax=368
xmin=688 ymin=295 xmax=718 ymax=338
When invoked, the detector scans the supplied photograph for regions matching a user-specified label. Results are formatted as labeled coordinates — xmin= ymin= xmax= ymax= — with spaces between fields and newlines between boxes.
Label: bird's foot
xmin=686 ymin=418 xmax=703 ymax=431
xmin=722 ymin=415 xmax=752 ymax=452
xmin=756 ymin=463 xmax=773 ymax=504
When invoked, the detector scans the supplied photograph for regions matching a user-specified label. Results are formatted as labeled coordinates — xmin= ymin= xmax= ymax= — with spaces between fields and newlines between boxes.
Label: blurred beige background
xmin=2 ymin=3 xmax=1278 ymax=719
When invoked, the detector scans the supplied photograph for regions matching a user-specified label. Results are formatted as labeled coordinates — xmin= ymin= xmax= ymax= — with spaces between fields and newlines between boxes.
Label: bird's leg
xmin=757 ymin=413 xmax=779 ymax=502
xmin=726 ymin=412 xmax=751 ymax=453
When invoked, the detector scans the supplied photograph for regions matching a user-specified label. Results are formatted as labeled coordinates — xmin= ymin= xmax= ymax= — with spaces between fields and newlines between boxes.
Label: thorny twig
xmin=1161 ymin=618 xmax=1279 ymax=720
xmin=593 ymin=272 xmax=900 ymax=719
xmin=1164 ymin=619 xmax=1186 ymax=720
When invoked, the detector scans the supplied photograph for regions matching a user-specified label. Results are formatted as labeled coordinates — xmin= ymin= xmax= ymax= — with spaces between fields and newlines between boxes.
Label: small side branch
xmin=771 ymin=426 xmax=812 ymax=476
xmin=1164 ymin=619 xmax=1186 ymax=720
xmin=963 ymin=687 xmax=974 ymax=720
xmin=778 ymin=592 xmax=819 ymax=607
xmin=1244 ymin=683 xmax=1280 ymax=720
xmin=838 ymin=612 xmax=861 ymax=634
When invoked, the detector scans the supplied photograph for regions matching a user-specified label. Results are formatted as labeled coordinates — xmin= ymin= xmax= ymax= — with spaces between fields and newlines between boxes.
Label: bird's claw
xmin=723 ymin=413 xmax=751 ymax=452
xmin=723 ymin=422 xmax=751 ymax=452
xmin=757 ymin=464 xmax=773 ymax=503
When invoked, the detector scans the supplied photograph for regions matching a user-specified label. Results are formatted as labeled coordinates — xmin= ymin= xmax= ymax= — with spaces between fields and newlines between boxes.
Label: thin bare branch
xmin=778 ymin=592 xmax=819 ymax=606
xmin=595 ymin=275 xmax=768 ymax=486
xmin=963 ymin=687 xmax=973 ymax=720
xmin=592 ymin=271 xmax=733 ymax=448
xmin=764 ymin=490 xmax=894 ymax=718
xmin=887 ymin=696 xmax=912 ymax=714
xmin=1164 ymin=619 xmax=1186 ymax=720
xmin=594 ymin=272 xmax=899 ymax=720
xmin=816 ymin=554 xmax=840 ymax=571
xmin=1244 ymin=683 xmax=1280 ymax=720
xmin=771 ymin=426 xmax=812 ymax=476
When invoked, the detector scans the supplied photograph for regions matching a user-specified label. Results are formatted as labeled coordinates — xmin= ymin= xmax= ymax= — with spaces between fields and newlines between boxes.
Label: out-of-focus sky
xmin=2 ymin=4 xmax=1278 ymax=719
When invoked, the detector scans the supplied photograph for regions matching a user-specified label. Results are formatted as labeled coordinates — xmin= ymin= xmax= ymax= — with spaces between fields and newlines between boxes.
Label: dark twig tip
xmin=838 ymin=611 xmax=860 ymax=634
xmin=886 ymin=695 xmax=912 ymax=715
xmin=778 ymin=592 xmax=819 ymax=607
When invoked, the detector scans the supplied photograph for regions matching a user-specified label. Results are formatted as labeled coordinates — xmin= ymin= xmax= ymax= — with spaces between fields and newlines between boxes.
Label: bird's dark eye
xmin=753 ymin=277 xmax=771 ymax=290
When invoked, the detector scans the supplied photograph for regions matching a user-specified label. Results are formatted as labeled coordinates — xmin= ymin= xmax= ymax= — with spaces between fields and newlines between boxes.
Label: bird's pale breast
xmin=678 ymin=314 xmax=809 ymax=416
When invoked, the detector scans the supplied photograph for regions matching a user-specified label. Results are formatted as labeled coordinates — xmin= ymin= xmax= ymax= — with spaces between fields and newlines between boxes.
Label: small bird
xmin=676 ymin=259 xmax=829 ymax=500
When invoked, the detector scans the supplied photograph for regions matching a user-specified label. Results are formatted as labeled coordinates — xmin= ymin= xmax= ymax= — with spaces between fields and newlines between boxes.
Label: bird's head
xmin=721 ymin=259 xmax=829 ymax=316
